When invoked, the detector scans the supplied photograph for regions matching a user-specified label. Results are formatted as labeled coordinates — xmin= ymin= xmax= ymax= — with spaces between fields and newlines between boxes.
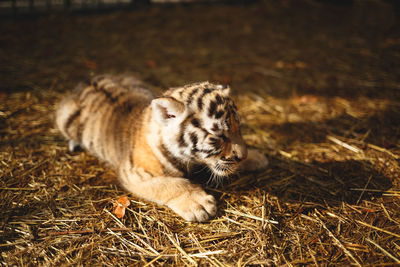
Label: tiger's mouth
xmin=210 ymin=160 xmax=238 ymax=177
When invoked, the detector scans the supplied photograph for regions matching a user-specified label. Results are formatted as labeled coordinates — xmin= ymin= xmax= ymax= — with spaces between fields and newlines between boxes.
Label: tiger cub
xmin=56 ymin=75 xmax=268 ymax=222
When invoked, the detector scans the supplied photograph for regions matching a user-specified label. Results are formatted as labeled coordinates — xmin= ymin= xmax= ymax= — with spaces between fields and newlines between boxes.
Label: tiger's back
xmin=56 ymin=75 xmax=154 ymax=166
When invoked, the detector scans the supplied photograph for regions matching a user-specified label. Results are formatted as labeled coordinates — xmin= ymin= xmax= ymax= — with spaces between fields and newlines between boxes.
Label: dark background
xmin=1 ymin=0 xmax=400 ymax=99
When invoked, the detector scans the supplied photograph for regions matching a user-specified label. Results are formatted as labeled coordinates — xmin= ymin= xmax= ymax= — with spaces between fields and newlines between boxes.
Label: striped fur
xmin=56 ymin=75 xmax=268 ymax=222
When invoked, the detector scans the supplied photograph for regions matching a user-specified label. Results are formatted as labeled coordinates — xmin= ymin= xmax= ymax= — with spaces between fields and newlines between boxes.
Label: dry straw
xmin=1 ymin=85 xmax=400 ymax=266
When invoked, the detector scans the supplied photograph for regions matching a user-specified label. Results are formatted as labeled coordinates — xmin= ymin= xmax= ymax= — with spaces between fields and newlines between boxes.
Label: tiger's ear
xmin=216 ymin=84 xmax=230 ymax=95
xmin=151 ymin=97 xmax=185 ymax=125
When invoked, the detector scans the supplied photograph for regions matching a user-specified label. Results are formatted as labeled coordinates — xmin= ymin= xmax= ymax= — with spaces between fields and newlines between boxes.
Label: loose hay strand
xmin=166 ymin=234 xmax=197 ymax=265
xmin=327 ymin=135 xmax=362 ymax=154
xmin=314 ymin=215 xmax=362 ymax=267
xmin=366 ymin=238 xmax=400 ymax=264
xmin=355 ymin=220 xmax=400 ymax=239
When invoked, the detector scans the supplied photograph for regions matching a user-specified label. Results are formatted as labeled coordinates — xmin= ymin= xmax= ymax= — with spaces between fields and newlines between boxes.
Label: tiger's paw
xmin=239 ymin=149 xmax=269 ymax=172
xmin=166 ymin=188 xmax=217 ymax=222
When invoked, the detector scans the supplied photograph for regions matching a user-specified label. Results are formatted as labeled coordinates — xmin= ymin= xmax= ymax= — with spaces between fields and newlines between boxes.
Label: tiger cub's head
xmin=151 ymin=82 xmax=248 ymax=178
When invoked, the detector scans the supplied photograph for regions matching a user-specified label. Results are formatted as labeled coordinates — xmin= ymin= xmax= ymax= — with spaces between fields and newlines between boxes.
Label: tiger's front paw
xmin=166 ymin=188 xmax=217 ymax=222
xmin=239 ymin=149 xmax=269 ymax=172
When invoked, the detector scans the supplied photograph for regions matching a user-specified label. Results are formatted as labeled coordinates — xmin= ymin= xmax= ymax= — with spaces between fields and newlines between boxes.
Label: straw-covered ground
xmin=1 ymin=1 xmax=400 ymax=266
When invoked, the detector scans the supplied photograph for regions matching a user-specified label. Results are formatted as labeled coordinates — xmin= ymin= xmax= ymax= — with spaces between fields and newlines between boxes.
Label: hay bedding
xmin=1 ymin=86 xmax=399 ymax=266
xmin=1 ymin=1 xmax=400 ymax=266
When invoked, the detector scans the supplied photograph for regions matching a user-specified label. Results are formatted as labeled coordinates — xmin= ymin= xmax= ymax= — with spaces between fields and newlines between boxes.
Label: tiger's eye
xmin=224 ymin=118 xmax=230 ymax=128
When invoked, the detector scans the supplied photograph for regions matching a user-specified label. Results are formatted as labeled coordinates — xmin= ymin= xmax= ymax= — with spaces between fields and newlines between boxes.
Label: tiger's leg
xmin=119 ymin=168 xmax=217 ymax=222
xmin=238 ymin=149 xmax=269 ymax=172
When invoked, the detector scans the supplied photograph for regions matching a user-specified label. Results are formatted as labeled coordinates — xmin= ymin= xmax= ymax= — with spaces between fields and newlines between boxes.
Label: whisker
xmin=194 ymin=164 xmax=209 ymax=174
